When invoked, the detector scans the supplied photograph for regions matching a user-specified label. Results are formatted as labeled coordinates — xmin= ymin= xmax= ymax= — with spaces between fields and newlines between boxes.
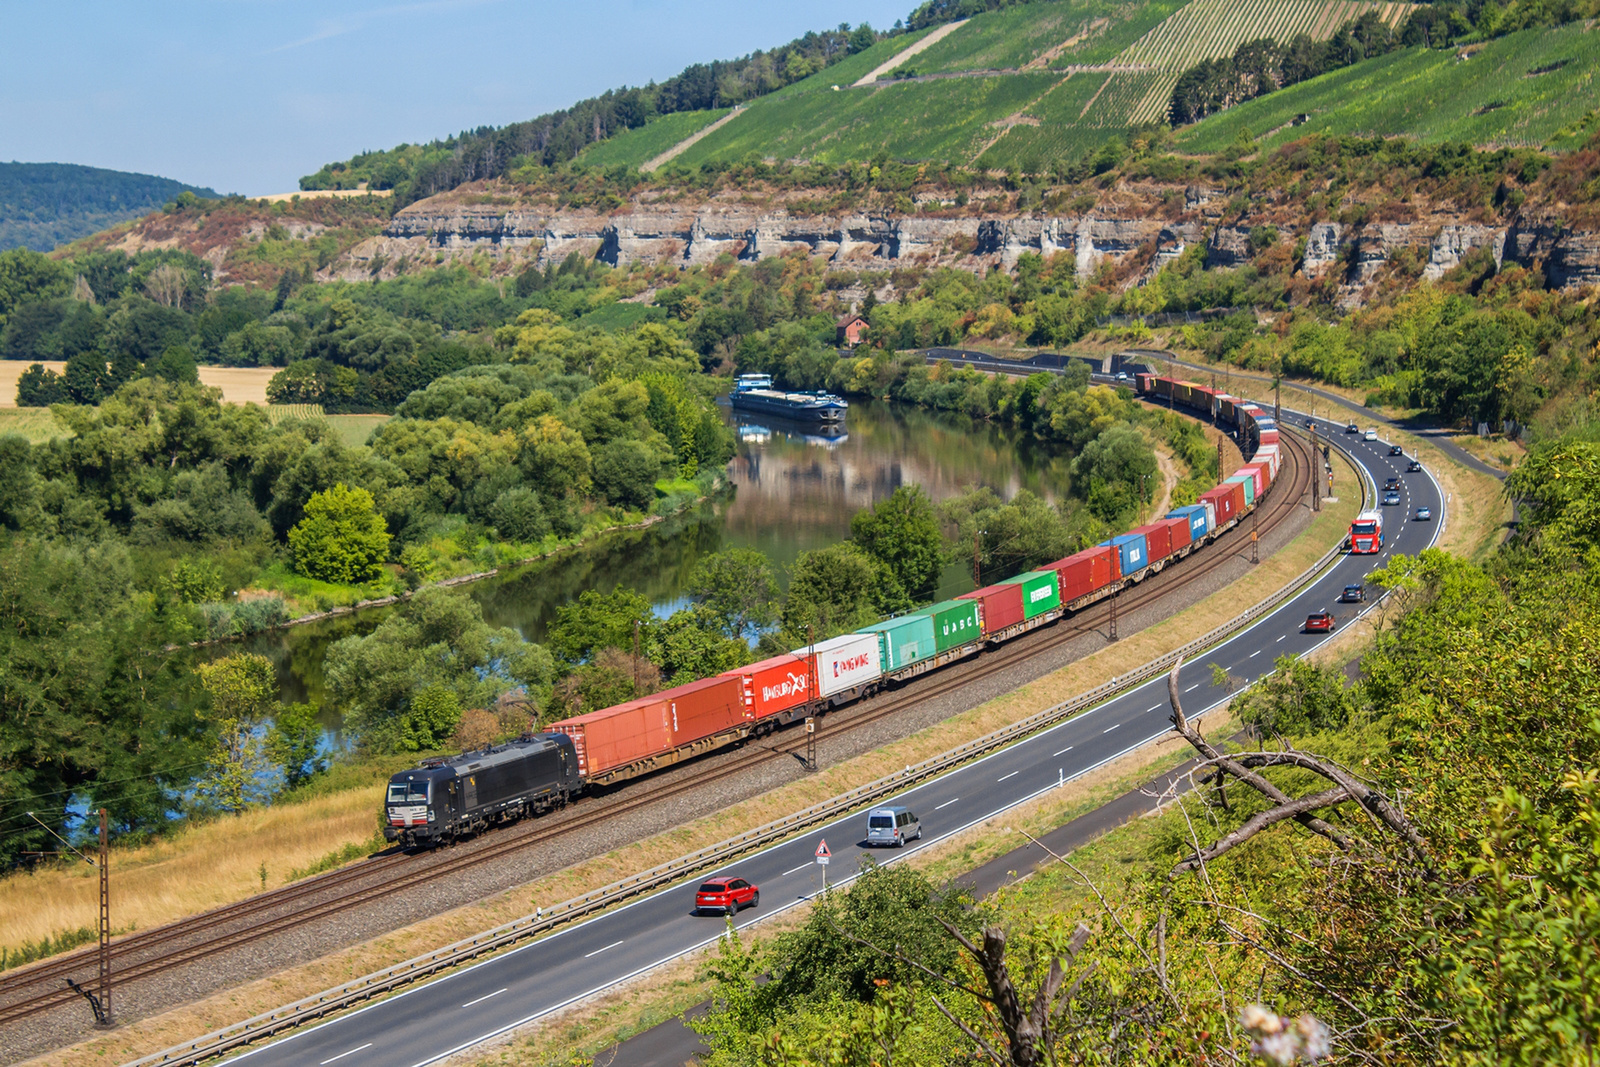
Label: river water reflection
xmin=250 ymin=400 xmax=1073 ymax=725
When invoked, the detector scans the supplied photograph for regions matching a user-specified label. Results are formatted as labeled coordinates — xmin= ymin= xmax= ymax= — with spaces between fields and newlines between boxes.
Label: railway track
xmin=0 ymin=427 xmax=1311 ymax=1030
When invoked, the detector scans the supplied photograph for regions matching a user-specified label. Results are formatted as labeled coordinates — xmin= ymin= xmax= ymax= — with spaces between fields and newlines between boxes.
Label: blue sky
xmin=1 ymin=0 xmax=914 ymax=195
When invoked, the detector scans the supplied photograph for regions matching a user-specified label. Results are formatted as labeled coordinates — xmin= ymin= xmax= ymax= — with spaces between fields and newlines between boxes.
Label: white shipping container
xmin=801 ymin=633 xmax=883 ymax=699
xmin=1255 ymin=444 xmax=1281 ymax=479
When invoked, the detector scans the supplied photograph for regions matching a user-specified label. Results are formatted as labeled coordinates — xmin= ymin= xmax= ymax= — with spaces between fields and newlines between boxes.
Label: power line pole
xmin=1217 ymin=439 xmax=1225 ymax=481
xmin=1107 ymin=584 xmax=1119 ymax=642
xmin=1274 ymin=376 xmax=1281 ymax=425
xmin=97 ymin=809 xmax=112 ymax=1028
xmin=972 ymin=529 xmax=983 ymax=587
xmin=1251 ymin=504 xmax=1260 ymax=565
xmin=1309 ymin=424 xmax=1321 ymax=513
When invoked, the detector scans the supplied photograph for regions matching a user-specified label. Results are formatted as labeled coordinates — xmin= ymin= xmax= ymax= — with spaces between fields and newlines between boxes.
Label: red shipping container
xmin=960 ymin=582 xmax=1025 ymax=637
xmin=1161 ymin=515 xmax=1192 ymax=551
xmin=1258 ymin=429 xmax=1279 ymax=447
xmin=549 ymin=674 xmax=747 ymax=779
xmin=728 ymin=654 xmax=813 ymax=721
xmin=1130 ymin=522 xmax=1174 ymax=563
xmin=1048 ymin=544 xmax=1119 ymax=599
xmin=1200 ymin=482 xmax=1245 ymax=524
xmin=1241 ymin=461 xmax=1270 ymax=495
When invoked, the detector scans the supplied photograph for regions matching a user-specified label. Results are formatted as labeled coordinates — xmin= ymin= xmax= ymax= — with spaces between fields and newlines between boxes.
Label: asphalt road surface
xmin=226 ymin=421 xmax=1440 ymax=1067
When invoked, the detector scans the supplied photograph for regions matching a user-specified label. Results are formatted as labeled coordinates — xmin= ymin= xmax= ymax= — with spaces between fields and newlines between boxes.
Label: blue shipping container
xmin=1100 ymin=533 xmax=1149 ymax=578
xmin=1167 ymin=504 xmax=1209 ymax=542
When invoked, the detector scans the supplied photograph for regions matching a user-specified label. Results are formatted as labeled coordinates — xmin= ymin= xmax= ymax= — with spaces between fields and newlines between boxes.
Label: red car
xmin=695 ymin=876 xmax=759 ymax=916
xmin=1304 ymin=612 xmax=1334 ymax=633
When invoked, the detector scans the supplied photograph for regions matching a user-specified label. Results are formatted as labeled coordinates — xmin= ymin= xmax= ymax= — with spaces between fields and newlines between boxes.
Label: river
xmin=243 ymin=400 xmax=1074 ymax=734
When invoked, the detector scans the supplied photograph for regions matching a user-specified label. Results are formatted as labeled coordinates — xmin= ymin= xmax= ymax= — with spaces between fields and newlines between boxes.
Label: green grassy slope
xmin=1175 ymin=22 xmax=1600 ymax=154
xmin=577 ymin=109 xmax=731 ymax=169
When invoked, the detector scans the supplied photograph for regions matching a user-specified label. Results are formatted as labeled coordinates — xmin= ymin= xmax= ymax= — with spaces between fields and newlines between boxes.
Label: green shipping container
xmin=921 ymin=598 xmax=982 ymax=653
xmin=857 ymin=614 xmax=937 ymax=672
xmin=1225 ymin=473 xmax=1256 ymax=506
xmin=1002 ymin=570 xmax=1062 ymax=619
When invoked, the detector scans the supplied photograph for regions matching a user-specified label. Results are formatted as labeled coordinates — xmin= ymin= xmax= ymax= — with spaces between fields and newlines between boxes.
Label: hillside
xmin=0 ymin=162 xmax=218 ymax=253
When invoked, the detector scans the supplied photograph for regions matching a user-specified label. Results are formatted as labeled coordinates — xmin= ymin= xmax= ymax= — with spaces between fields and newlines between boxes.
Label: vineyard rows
xmin=1115 ymin=0 xmax=1415 ymax=72
xmin=579 ymin=110 xmax=730 ymax=170
xmin=266 ymin=404 xmax=326 ymax=425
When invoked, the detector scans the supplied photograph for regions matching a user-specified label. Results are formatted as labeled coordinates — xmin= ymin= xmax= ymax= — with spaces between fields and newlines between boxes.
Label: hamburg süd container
xmin=959 ymin=582 xmax=1024 ymax=637
xmin=921 ymin=598 xmax=982 ymax=653
xmin=805 ymin=632 xmax=883 ymax=700
xmin=1130 ymin=523 xmax=1173 ymax=563
xmin=1168 ymin=503 xmax=1209 ymax=542
xmin=1101 ymin=533 xmax=1149 ymax=579
xmin=1002 ymin=570 xmax=1062 ymax=619
xmin=858 ymin=613 xmax=937 ymax=672
xmin=728 ymin=653 xmax=813 ymax=721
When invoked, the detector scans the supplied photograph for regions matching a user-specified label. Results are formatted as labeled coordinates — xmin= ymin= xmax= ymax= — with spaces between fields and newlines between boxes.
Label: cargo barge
xmin=728 ymin=374 xmax=848 ymax=423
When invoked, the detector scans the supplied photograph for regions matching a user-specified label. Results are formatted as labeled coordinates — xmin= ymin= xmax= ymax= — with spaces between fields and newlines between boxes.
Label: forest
xmin=0 ymin=162 xmax=218 ymax=254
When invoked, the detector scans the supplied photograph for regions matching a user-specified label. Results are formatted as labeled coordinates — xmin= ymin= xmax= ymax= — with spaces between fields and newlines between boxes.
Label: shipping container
xmin=858 ymin=614 xmax=937 ymax=672
xmin=1168 ymin=503 xmax=1209 ymax=543
xmin=549 ymin=674 xmax=747 ymax=780
xmin=960 ymin=582 xmax=1025 ymax=637
xmin=1160 ymin=514 xmax=1193 ymax=552
xmin=1002 ymin=570 xmax=1062 ymax=619
xmin=1257 ymin=429 xmax=1279 ymax=447
xmin=1255 ymin=444 xmax=1281 ymax=478
xmin=921 ymin=599 xmax=982 ymax=653
xmin=1049 ymin=544 xmax=1119 ymax=599
xmin=1200 ymin=482 xmax=1245 ymax=525
xmin=1130 ymin=522 xmax=1174 ymax=563
xmin=1225 ymin=473 xmax=1256 ymax=506
xmin=1101 ymin=533 xmax=1150 ymax=578
xmin=728 ymin=653 xmax=813 ymax=721
xmin=1243 ymin=459 xmax=1273 ymax=493
xmin=806 ymin=632 xmax=883 ymax=700
xmin=1136 ymin=372 xmax=1156 ymax=394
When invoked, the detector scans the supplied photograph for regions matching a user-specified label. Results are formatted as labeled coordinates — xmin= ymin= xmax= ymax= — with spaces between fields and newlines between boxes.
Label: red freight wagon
xmin=960 ymin=581 xmax=1025 ymax=637
xmin=728 ymin=653 xmax=813 ymax=723
xmin=1048 ymin=544 xmax=1119 ymax=601
xmin=1200 ymin=482 xmax=1246 ymax=525
xmin=1160 ymin=514 xmax=1193 ymax=552
xmin=1130 ymin=522 xmax=1174 ymax=563
xmin=1258 ymin=429 xmax=1279 ymax=447
xmin=549 ymin=674 xmax=747 ymax=782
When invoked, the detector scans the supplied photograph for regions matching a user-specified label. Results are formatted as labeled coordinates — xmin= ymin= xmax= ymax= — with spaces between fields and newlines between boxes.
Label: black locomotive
xmin=383 ymin=733 xmax=580 ymax=848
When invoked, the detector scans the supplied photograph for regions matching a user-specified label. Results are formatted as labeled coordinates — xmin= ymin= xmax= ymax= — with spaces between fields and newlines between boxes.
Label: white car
xmin=1363 ymin=428 xmax=1378 ymax=441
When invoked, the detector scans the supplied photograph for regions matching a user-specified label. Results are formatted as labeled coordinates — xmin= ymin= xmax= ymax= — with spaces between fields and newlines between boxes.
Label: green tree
xmin=547 ymin=586 xmax=656 ymax=665
xmin=267 ymin=702 xmax=327 ymax=789
xmin=591 ymin=438 xmax=664 ymax=510
xmin=650 ymin=605 xmax=751 ymax=686
xmin=14 ymin=362 xmax=66 ymax=406
xmin=688 ymin=548 xmax=778 ymax=640
xmin=195 ymin=653 xmax=279 ymax=812
xmin=287 ymin=482 xmax=392 ymax=584
xmin=850 ymin=486 xmax=946 ymax=601
xmin=781 ymin=542 xmax=903 ymax=643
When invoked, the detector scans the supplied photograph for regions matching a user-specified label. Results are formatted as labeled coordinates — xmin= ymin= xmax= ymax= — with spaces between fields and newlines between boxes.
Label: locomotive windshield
xmin=388 ymin=782 xmax=430 ymax=804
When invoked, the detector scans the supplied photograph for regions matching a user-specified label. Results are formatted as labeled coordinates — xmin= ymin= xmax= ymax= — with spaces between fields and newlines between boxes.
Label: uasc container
xmin=1002 ymin=570 xmax=1061 ymax=619
xmin=858 ymin=614 xmax=937 ymax=672
xmin=921 ymin=599 xmax=982 ymax=652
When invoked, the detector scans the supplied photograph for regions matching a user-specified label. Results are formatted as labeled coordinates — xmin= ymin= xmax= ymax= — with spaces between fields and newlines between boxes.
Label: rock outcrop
xmin=331 ymin=188 xmax=1600 ymax=302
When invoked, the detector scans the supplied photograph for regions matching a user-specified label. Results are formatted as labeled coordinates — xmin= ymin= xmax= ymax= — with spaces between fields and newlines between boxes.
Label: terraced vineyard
xmin=1176 ymin=22 xmax=1600 ymax=153
xmin=265 ymin=404 xmax=327 ymax=424
xmin=578 ymin=109 xmax=731 ymax=169
xmin=1113 ymin=0 xmax=1416 ymax=123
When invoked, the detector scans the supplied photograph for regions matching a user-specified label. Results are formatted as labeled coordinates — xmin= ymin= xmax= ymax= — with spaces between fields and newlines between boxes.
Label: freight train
xmin=383 ymin=376 xmax=1278 ymax=847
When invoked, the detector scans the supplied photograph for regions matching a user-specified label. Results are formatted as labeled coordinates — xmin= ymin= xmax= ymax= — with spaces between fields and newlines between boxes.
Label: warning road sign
xmin=815 ymin=839 xmax=831 ymax=864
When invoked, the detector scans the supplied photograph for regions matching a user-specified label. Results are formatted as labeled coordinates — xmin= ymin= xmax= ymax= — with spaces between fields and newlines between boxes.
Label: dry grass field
xmin=0 ymin=360 xmax=66 ymax=409
xmin=195 ymin=366 xmax=276 ymax=405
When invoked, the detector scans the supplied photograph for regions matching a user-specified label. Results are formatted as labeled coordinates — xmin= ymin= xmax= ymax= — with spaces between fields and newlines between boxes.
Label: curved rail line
xmin=0 ymin=425 xmax=1311 ymax=1030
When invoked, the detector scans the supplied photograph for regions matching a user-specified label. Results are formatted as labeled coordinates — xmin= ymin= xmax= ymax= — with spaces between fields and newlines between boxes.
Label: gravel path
xmin=8 ymin=502 xmax=1313 ymax=1064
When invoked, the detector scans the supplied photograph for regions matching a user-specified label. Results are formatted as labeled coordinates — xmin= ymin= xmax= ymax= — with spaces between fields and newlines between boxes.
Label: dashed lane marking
xmin=997 ymin=770 xmax=1019 ymax=782
xmin=461 ymin=989 xmax=507 ymax=1009
xmin=781 ymin=862 xmax=812 ymax=877
xmin=935 ymin=797 xmax=960 ymax=810
xmin=321 ymin=1044 xmax=373 ymax=1065
xmin=1103 ymin=722 xmax=1122 ymax=733
xmin=584 ymin=940 xmax=624 ymax=959
xmin=1052 ymin=745 xmax=1073 ymax=756
xmin=1185 ymin=683 xmax=1200 ymax=692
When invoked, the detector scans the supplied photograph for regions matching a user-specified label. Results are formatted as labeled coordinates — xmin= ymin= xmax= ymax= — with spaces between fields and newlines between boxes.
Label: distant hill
xmin=0 ymin=162 xmax=220 ymax=252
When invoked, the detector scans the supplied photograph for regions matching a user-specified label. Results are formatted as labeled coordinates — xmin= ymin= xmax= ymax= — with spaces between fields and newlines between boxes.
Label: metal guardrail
xmin=129 ymin=429 xmax=1359 ymax=1067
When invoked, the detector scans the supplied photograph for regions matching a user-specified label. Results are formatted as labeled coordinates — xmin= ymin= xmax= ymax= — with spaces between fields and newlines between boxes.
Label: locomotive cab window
xmin=388 ymin=782 xmax=429 ymax=804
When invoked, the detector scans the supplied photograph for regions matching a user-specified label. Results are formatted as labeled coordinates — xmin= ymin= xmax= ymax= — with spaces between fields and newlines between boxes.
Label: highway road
xmin=226 ymin=421 xmax=1441 ymax=1067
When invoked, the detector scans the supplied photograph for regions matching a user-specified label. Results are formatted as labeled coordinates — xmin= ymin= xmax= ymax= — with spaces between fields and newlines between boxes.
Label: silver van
xmin=865 ymin=805 xmax=921 ymax=847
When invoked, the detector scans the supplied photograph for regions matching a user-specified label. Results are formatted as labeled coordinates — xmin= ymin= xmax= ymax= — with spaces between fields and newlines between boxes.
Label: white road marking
xmin=1052 ymin=745 xmax=1073 ymax=756
xmin=1276 ymin=634 xmax=1286 ymax=642
xmin=997 ymin=770 xmax=1019 ymax=782
xmin=1184 ymin=683 xmax=1200 ymax=692
xmin=461 ymin=988 xmax=507 ymax=1009
xmin=781 ymin=862 xmax=812 ymax=877
xmin=321 ymin=1044 xmax=373 ymax=1065
xmin=1249 ymin=649 xmax=1261 ymax=658
xmin=1147 ymin=704 xmax=1162 ymax=712
xmin=584 ymin=940 xmax=624 ymax=958
xmin=1103 ymin=722 xmax=1121 ymax=733
xmin=935 ymin=797 xmax=960 ymax=810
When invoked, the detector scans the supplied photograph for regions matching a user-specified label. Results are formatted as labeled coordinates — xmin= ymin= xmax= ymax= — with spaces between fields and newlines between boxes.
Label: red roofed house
xmin=836 ymin=314 xmax=869 ymax=347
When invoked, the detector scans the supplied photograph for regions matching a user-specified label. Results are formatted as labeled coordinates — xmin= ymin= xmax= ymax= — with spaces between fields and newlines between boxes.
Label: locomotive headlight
xmin=428 ymin=811 xmax=435 ymax=822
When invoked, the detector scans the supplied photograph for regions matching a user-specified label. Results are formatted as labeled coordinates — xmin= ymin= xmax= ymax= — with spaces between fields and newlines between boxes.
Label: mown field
xmin=678 ymin=73 xmax=1064 ymax=167
xmin=1175 ymin=22 xmax=1600 ymax=153
xmin=577 ymin=108 xmax=731 ymax=169
xmin=266 ymin=404 xmax=389 ymax=447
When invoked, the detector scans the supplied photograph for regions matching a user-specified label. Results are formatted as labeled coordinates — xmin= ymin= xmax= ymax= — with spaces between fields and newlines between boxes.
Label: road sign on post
xmin=816 ymin=838 xmax=831 ymax=889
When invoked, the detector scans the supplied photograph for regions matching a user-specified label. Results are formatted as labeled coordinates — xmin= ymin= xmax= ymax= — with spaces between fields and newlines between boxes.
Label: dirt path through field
xmin=641 ymin=107 xmax=746 ymax=172
xmin=852 ymin=19 xmax=969 ymax=85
